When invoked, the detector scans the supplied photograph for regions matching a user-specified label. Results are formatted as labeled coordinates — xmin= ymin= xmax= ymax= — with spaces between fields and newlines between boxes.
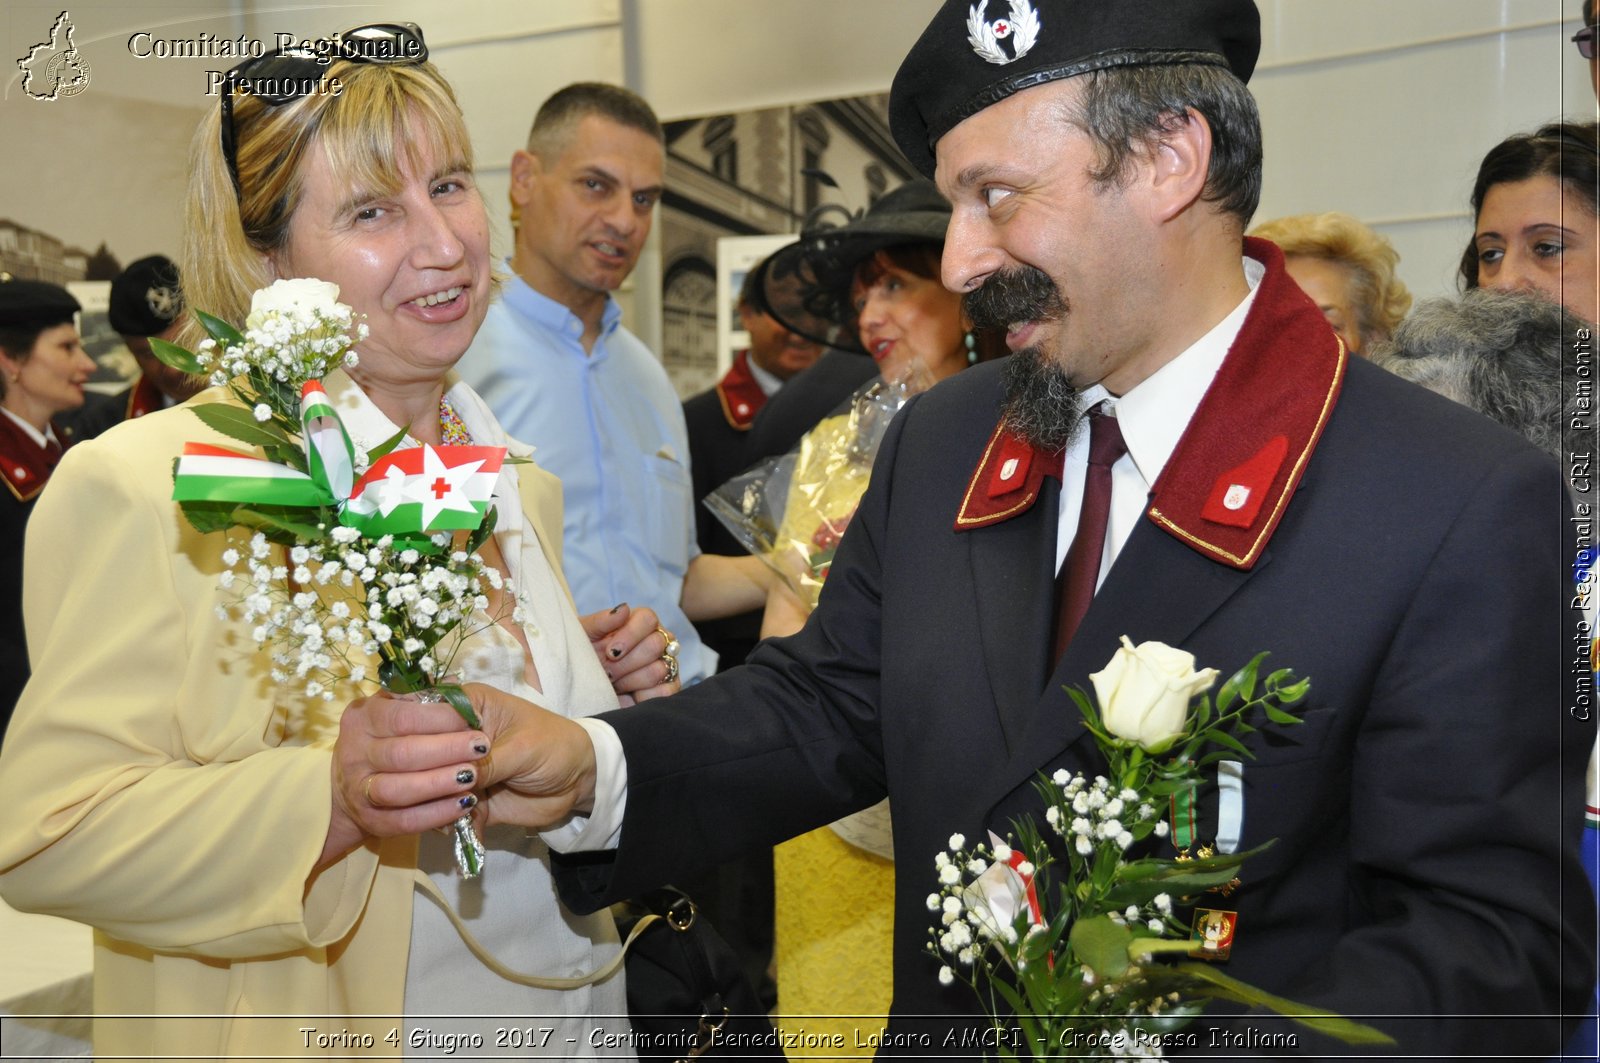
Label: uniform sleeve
xmin=0 ymin=440 xmax=379 ymax=958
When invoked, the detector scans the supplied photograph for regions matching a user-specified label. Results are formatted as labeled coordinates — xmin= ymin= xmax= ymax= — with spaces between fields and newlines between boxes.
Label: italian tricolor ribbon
xmin=173 ymin=380 xmax=505 ymax=537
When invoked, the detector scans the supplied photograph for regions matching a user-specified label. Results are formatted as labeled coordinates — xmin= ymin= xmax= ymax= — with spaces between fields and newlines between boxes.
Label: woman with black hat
xmin=0 ymin=278 xmax=93 ymax=732
xmin=753 ymin=180 xmax=1001 ymax=1052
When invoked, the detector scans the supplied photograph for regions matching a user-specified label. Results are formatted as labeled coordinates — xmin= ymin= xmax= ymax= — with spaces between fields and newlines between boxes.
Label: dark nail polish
xmin=456 ymin=769 xmax=475 ymax=785
xmin=608 ymin=645 xmax=623 ymax=659
xmin=609 ymin=602 xmax=626 ymax=614
xmin=459 ymin=793 xmax=478 ymax=810
xmin=472 ymin=742 xmax=489 ymax=756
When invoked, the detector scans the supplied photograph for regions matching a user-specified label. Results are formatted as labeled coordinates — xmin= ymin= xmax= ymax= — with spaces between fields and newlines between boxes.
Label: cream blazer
xmin=0 ymin=372 xmax=576 ymax=1059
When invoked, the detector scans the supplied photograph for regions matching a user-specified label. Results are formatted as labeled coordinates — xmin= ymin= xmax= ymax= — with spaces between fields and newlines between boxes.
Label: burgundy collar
xmin=0 ymin=410 xmax=65 ymax=503
xmin=715 ymin=350 xmax=768 ymax=430
xmin=954 ymin=237 xmax=1346 ymax=571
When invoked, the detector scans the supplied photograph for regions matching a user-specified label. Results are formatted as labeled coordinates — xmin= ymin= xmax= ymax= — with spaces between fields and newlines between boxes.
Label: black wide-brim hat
xmin=890 ymin=0 xmax=1261 ymax=176
xmin=752 ymin=179 xmax=952 ymax=355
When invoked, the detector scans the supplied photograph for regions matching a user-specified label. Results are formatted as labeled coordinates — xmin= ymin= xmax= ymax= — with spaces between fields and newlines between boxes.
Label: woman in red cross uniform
xmin=0 ymin=278 xmax=93 ymax=733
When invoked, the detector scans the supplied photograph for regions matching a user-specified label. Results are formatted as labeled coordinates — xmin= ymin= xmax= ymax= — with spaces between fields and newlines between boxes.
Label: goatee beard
xmin=999 ymin=348 xmax=1083 ymax=452
xmin=964 ymin=266 xmax=1082 ymax=451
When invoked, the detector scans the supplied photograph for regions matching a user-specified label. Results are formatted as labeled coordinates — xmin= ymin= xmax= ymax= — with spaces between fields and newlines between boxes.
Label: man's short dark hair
xmin=1586 ymin=0 xmax=1596 ymax=27
xmin=525 ymin=82 xmax=664 ymax=160
xmin=1060 ymin=63 xmax=1263 ymax=229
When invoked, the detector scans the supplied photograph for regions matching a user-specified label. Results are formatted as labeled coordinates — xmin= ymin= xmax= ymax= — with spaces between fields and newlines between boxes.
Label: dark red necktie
xmin=1053 ymin=403 xmax=1127 ymax=662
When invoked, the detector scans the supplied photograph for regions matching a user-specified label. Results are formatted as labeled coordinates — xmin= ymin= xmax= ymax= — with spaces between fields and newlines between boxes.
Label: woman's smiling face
xmin=273 ymin=123 xmax=492 ymax=389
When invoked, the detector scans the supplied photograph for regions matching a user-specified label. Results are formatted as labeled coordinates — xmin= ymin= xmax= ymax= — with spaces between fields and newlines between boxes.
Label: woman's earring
xmin=964 ymin=331 xmax=978 ymax=365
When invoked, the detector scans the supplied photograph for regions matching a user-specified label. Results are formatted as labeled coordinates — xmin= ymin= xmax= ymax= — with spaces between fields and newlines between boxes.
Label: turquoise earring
xmin=964 ymin=331 xmax=978 ymax=365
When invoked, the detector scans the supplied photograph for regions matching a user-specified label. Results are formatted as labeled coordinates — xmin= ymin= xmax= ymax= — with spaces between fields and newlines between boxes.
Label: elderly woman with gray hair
xmin=1370 ymin=287 xmax=1582 ymax=461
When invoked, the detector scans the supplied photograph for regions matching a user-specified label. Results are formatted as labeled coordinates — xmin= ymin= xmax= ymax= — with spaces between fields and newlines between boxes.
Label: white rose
xmin=245 ymin=278 xmax=343 ymax=329
xmin=1090 ymin=636 xmax=1219 ymax=752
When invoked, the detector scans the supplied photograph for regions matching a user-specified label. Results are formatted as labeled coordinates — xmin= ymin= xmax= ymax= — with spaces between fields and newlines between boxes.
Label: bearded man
xmin=373 ymin=1 xmax=1594 ymax=1053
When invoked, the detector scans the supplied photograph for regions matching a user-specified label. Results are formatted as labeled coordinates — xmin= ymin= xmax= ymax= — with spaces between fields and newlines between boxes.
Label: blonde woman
xmin=0 ymin=25 xmax=674 ymax=1059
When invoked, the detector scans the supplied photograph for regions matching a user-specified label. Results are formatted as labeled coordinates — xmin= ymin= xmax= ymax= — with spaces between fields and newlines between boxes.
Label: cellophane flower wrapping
xmin=706 ymin=366 xmax=929 ymax=610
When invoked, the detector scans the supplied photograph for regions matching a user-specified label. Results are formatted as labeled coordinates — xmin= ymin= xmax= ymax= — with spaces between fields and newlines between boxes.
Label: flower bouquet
xmin=926 ymin=638 xmax=1393 ymax=1059
xmin=153 ymin=278 xmax=515 ymax=877
xmin=706 ymin=364 xmax=929 ymax=611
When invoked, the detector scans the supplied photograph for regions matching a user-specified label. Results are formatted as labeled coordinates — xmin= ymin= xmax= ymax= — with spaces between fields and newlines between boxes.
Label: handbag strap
xmin=411 ymin=869 xmax=657 ymax=989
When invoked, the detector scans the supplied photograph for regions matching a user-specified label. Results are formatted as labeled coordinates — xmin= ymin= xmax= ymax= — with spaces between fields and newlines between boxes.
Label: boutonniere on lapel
xmin=926 ymin=638 xmax=1392 ymax=1056
xmin=153 ymin=279 xmax=520 ymax=878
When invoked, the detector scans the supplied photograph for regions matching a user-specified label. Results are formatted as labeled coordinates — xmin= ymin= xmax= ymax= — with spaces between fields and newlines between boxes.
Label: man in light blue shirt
xmin=457 ymin=83 xmax=716 ymax=683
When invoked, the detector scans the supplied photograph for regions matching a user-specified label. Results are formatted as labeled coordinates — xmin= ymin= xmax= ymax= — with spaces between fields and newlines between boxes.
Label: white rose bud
xmin=1090 ymin=636 xmax=1220 ymax=752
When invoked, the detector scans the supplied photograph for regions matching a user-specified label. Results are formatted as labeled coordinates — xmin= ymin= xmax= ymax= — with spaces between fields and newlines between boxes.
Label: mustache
xmin=963 ymin=266 xmax=1067 ymax=331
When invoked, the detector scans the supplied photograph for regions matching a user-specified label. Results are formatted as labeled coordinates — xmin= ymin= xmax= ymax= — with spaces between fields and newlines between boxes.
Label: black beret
xmin=890 ymin=0 xmax=1261 ymax=176
xmin=108 ymin=254 xmax=184 ymax=337
xmin=753 ymin=179 xmax=951 ymax=354
xmin=0 ymin=278 xmax=80 ymax=331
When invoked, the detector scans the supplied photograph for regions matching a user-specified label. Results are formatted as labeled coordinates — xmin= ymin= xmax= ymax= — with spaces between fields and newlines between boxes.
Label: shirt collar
xmin=1109 ymin=255 xmax=1264 ymax=489
xmin=501 ymin=261 xmax=622 ymax=351
xmin=0 ymin=404 xmax=58 ymax=449
xmin=747 ymin=357 xmax=783 ymax=397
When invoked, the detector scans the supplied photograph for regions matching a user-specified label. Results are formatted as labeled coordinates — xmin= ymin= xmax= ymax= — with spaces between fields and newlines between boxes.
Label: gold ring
xmin=363 ymin=774 xmax=379 ymax=808
xmin=661 ymin=654 xmax=680 ymax=684
xmin=656 ymin=627 xmax=680 ymax=659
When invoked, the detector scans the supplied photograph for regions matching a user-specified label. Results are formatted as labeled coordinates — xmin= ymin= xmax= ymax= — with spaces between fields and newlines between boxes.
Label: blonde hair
xmin=1249 ymin=211 xmax=1413 ymax=348
xmin=180 ymin=60 xmax=475 ymax=348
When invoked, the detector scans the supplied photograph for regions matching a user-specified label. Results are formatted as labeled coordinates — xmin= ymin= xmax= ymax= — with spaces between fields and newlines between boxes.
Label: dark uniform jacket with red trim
xmin=559 ymin=242 xmax=1594 ymax=1056
xmin=0 ymin=414 xmax=68 ymax=731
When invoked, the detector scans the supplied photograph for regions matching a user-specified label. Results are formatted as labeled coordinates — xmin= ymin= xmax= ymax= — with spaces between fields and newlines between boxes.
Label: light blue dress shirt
xmin=457 ymin=271 xmax=714 ymax=683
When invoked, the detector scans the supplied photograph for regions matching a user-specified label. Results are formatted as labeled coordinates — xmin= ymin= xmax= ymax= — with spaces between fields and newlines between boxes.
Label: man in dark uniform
xmin=385 ymin=1 xmax=1595 ymax=1053
xmin=64 ymin=255 xmax=201 ymax=441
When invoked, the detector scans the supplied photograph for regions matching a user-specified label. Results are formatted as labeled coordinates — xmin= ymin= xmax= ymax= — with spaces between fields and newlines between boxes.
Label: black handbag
xmin=614 ymin=886 xmax=784 ymax=1061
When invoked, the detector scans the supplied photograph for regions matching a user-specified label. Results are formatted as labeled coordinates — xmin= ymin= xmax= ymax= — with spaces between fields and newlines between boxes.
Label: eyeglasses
xmin=219 ymin=22 xmax=429 ymax=197
xmin=1574 ymin=24 xmax=1598 ymax=60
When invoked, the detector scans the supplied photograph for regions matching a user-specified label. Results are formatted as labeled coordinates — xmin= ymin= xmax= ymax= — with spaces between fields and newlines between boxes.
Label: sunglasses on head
xmin=219 ymin=22 xmax=428 ymax=198
xmin=1574 ymin=24 xmax=1598 ymax=60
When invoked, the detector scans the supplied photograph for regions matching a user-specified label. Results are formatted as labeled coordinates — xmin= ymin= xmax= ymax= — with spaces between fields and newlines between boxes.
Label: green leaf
xmin=1067 ymin=914 xmax=1131 ymax=980
xmin=367 ymin=426 xmax=410 ymax=463
xmin=176 ymin=498 xmax=247 ymax=535
xmin=196 ymin=309 xmax=245 ymax=346
xmin=189 ymin=402 xmax=297 ymax=449
xmin=231 ymin=507 xmax=326 ymax=540
xmin=1206 ymin=728 xmax=1253 ymax=759
xmin=1170 ymin=962 xmax=1396 ymax=1045
xmin=379 ymin=658 xmax=424 ymax=693
xmin=1276 ymin=677 xmax=1311 ymax=704
xmin=149 ymin=337 xmax=205 ymax=375
xmin=1262 ymin=703 xmax=1304 ymax=726
xmin=464 ymin=505 xmax=499 ymax=555
xmin=435 ymin=682 xmax=481 ymax=728
xmin=1103 ymin=866 xmax=1245 ymax=907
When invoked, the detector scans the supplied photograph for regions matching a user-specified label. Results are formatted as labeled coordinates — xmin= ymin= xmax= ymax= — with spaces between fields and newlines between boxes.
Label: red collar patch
xmin=954 ymin=425 xmax=1062 ymax=530
xmin=951 ymin=238 xmax=1345 ymax=568
xmin=716 ymin=350 xmax=768 ymax=430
